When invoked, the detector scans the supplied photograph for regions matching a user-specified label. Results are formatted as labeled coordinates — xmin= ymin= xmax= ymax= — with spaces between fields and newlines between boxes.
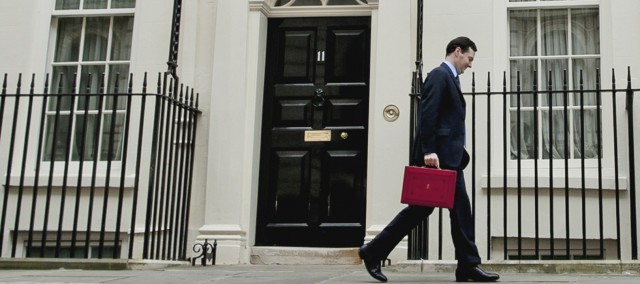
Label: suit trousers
xmin=365 ymin=169 xmax=481 ymax=267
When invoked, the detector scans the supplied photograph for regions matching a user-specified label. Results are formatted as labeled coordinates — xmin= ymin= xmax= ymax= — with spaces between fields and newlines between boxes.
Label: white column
xmin=199 ymin=0 xmax=252 ymax=264
xmin=365 ymin=0 xmax=413 ymax=263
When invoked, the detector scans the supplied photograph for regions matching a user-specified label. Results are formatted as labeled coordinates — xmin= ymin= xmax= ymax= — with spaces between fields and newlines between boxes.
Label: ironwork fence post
xmin=626 ymin=67 xmax=638 ymax=260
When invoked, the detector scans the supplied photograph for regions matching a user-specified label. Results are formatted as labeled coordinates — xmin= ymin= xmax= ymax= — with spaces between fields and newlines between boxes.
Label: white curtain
xmin=83 ymin=17 xmax=109 ymax=61
xmin=49 ymin=15 xmax=133 ymax=162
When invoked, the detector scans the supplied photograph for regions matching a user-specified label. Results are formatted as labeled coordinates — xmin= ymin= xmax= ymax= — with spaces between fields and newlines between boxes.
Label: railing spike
xmin=168 ymin=78 xmax=174 ymax=98
xmin=143 ymin=72 xmax=148 ymax=94
xmin=627 ymin=67 xmax=633 ymax=112
xmin=114 ymin=73 xmax=120 ymax=94
xmin=71 ymin=73 xmax=77 ymax=94
xmin=189 ymin=89 xmax=194 ymax=108
xmin=612 ymin=68 xmax=616 ymax=88
xmin=15 ymin=74 xmax=22 ymax=94
xmin=156 ymin=72 xmax=162 ymax=94
xmin=57 ymin=73 xmax=64 ymax=94
xmin=472 ymin=72 xmax=475 ymax=91
xmin=1 ymin=74 xmax=7 ymax=94
xmin=99 ymin=73 xmax=106 ymax=94
xmin=30 ymin=74 xmax=36 ymax=94
xmin=128 ymin=73 xmax=134 ymax=94
xmin=180 ymin=84 xmax=184 ymax=101
xmin=44 ymin=73 xmax=50 ymax=94
xmin=627 ymin=66 xmax=632 ymax=89
xmin=195 ymin=93 xmax=199 ymax=109
xmin=487 ymin=71 xmax=491 ymax=89
xmin=86 ymin=73 xmax=93 ymax=93
xmin=502 ymin=71 xmax=506 ymax=89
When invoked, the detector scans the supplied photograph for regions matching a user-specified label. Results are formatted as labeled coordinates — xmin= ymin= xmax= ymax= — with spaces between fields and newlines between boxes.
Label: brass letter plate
xmin=304 ymin=130 xmax=331 ymax=142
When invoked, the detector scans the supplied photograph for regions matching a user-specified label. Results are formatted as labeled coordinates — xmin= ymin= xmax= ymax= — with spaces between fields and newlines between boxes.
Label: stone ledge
xmin=391 ymin=260 xmax=640 ymax=275
xmin=0 ymin=258 xmax=189 ymax=270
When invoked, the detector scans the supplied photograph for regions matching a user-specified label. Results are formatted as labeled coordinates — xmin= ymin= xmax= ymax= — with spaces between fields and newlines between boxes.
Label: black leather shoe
xmin=358 ymin=245 xmax=387 ymax=282
xmin=455 ymin=266 xmax=500 ymax=282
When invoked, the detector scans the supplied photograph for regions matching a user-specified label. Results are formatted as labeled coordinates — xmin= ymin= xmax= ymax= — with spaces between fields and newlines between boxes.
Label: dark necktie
xmin=455 ymin=75 xmax=461 ymax=89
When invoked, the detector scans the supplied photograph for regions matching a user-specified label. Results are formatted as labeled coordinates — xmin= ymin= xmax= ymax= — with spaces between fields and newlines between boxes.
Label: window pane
xmin=84 ymin=0 xmax=108 ymax=9
xmin=510 ymin=111 xmax=536 ymax=159
xmin=541 ymin=59 xmax=568 ymax=106
xmin=541 ymin=110 xmax=568 ymax=159
xmin=541 ymin=9 xmax=568 ymax=56
xmin=572 ymin=58 xmax=600 ymax=106
xmin=111 ymin=16 xmax=134 ymax=61
xmin=107 ymin=64 xmax=130 ymax=93
xmin=511 ymin=60 xmax=536 ymax=111
xmin=79 ymin=65 xmax=106 ymax=110
xmin=44 ymin=115 xmax=71 ymax=161
xmin=55 ymin=18 xmax=83 ymax=62
xmin=56 ymin=0 xmax=80 ymax=10
xmin=510 ymin=59 xmax=537 ymax=108
xmin=26 ymin=247 xmax=86 ymax=258
xmin=105 ymin=65 xmax=130 ymax=110
xmin=112 ymin=0 xmax=136 ymax=8
xmin=72 ymin=114 xmax=99 ymax=161
xmin=90 ymin=246 xmax=120 ymax=258
xmin=100 ymin=114 xmax=125 ymax=161
xmin=510 ymin=10 xmax=537 ymax=56
xmin=572 ymin=8 xmax=599 ymax=55
xmin=51 ymin=66 xmax=77 ymax=111
xmin=83 ymin=17 xmax=110 ymax=61
xmin=573 ymin=109 xmax=601 ymax=159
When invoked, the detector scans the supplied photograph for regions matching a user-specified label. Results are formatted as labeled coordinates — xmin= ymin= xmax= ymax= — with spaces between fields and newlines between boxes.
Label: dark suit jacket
xmin=411 ymin=62 xmax=470 ymax=170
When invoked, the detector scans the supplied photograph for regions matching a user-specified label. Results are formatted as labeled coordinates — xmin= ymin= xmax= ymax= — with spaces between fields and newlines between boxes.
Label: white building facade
xmin=0 ymin=0 xmax=639 ymax=265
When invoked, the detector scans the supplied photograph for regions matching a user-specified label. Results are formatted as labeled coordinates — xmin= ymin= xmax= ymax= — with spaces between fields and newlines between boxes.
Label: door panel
xmin=257 ymin=17 xmax=370 ymax=247
xmin=281 ymin=30 xmax=316 ymax=83
xmin=326 ymin=28 xmax=369 ymax=83
xmin=273 ymin=150 xmax=310 ymax=223
xmin=326 ymin=99 xmax=366 ymax=126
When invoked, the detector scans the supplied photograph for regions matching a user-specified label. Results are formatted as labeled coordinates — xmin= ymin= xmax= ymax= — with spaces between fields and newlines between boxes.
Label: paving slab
xmin=0 ymin=264 xmax=638 ymax=283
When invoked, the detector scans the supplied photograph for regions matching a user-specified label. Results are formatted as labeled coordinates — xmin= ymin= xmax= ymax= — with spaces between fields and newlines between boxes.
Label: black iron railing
xmin=0 ymin=72 xmax=200 ymax=260
xmin=408 ymin=67 xmax=638 ymax=261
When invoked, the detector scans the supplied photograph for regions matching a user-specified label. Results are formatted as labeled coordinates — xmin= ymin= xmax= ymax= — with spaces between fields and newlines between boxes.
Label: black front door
xmin=256 ymin=17 xmax=370 ymax=247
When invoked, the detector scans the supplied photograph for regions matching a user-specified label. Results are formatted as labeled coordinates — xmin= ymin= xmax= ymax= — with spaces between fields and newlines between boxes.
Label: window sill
xmin=5 ymin=174 xmax=136 ymax=189
xmin=481 ymin=174 xmax=628 ymax=191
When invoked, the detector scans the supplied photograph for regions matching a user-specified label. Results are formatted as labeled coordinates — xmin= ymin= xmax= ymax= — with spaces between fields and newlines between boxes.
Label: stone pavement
xmin=0 ymin=264 xmax=638 ymax=284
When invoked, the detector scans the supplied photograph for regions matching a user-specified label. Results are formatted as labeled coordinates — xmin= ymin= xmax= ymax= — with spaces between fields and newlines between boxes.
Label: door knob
xmin=340 ymin=132 xmax=349 ymax=140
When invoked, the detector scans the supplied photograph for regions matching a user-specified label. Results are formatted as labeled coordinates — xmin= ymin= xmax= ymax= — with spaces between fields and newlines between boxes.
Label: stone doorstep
xmin=392 ymin=260 xmax=640 ymax=275
xmin=250 ymin=247 xmax=361 ymax=265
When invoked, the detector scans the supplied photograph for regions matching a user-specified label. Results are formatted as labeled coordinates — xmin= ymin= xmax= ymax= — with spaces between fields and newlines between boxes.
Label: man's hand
xmin=423 ymin=153 xmax=440 ymax=169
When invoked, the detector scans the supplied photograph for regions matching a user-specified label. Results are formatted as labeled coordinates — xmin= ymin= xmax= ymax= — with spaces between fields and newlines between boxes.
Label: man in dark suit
xmin=358 ymin=37 xmax=499 ymax=282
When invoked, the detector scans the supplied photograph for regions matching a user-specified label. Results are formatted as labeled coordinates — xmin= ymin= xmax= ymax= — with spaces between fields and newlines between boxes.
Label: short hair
xmin=445 ymin=36 xmax=477 ymax=56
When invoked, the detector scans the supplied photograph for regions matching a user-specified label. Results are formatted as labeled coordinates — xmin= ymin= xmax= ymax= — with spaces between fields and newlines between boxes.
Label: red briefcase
xmin=401 ymin=166 xmax=457 ymax=209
